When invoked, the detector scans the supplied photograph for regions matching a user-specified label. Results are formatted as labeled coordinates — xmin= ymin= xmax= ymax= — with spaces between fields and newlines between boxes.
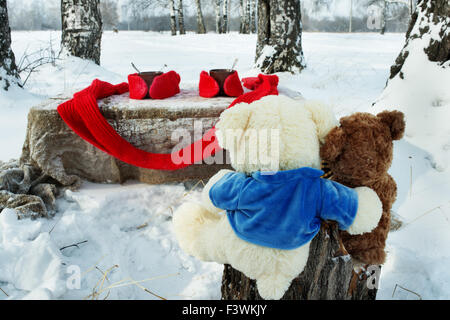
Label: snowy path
xmin=1 ymin=31 xmax=449 ymax=300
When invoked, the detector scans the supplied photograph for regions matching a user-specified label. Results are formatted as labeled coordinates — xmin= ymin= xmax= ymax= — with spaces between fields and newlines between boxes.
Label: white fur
xmin=347 ymin=187 xmax=383 ymax=235
xmin=173 ymin=202 xmax=310 ymax=300
xmin=173 ymin=95 xmax=382 ymax=299
xmin=201 ymin=169 xmax=234 ymax=214
xmin=216 ymin=95 xmax=334 ymax=174
xmin=301 ymin=100 xmax=339 ymax=143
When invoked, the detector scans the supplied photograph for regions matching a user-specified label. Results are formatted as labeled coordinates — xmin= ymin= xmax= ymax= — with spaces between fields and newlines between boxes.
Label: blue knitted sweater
xmin=209 ymin=167 xmax=358 ymax=250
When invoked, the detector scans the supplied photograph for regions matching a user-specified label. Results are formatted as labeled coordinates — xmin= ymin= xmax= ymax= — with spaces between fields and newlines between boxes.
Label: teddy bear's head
xmin=320 ymin=110 xmax=405 ymax=185
xmin=215 ymin=95 xmax=338 ymax=174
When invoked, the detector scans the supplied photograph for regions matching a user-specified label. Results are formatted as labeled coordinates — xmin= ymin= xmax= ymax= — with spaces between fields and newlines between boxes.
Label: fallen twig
xmin=130 ymin=280 xmax=167 ymax=300
xmin=406 ymin=206 xmax=441 ymax=225
xmin=0 ymin=287 xmax=8 ymax=297
xmin=60 ymin=240 xmax=88 ymax=251
xmin=85 ymin=264 xmax=119 ymax=300
xmin=85 ymin=273 xmax=179 ymax=300
xmin=81 ymin=255 xmax=109 ymax=277
xmin=392 ymin=284 xmax=422 ymax=300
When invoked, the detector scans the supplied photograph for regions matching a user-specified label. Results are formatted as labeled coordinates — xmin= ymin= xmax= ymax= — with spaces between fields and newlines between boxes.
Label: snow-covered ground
xmin=1 ymin=31 xmax=449 ymax=300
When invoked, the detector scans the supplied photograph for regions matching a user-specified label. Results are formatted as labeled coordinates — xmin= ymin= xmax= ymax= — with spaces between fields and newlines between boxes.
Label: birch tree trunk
xmin=241 ymin=0 xmax=250 ymax=34
xmin=239 ymin=0 xmax=245 ymax=33
xmin=250 ymin=0 xmax=256 ymax=34
xmin=215 ymin=0 xmax=222 ymax=34
xmin=195 ymin=0 xmax=206 ymax=34
xmin=380 ymin=0 xmax=386 ymax=35
xmin=61 ymin=0 xmax=102 ymax=65
xmin=255 ymin=0 xmax=306 ymax=74
xmin=389 ymin=0 xmax=449 ymax=81
xmin=221 ymin=0 xmax=229 ymax=33
xmin=245 ymin=0 xmax=251 ymax=33
xmin=349 ymin=0 xmax=353 ymax=33
xmin=0 ymin=0 xmax=20 ymax=90
xmin=169 ymin=0 xmax=177 ymax=36
xmin=177 ymin=0 xmax=186 ymax=35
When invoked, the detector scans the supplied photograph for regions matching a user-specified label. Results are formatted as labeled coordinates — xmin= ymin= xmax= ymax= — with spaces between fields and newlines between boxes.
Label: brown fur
xmin=320 ymin=110 xmax=405 ymax=265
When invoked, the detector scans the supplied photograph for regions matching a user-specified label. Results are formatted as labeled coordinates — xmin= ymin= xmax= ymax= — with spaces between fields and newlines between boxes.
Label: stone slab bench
xmin=20 ymin=90 xmax=236 ymax=187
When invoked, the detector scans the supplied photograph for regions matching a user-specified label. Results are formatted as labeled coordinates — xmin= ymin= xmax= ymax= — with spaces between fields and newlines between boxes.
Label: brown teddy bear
xmin=320 ymin=110 xmax=405 ymax=265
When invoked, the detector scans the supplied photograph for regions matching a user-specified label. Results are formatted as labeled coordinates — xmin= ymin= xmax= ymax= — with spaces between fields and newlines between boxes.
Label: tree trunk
xmin=241 ymin=0 xmax=250 ymax=34
xmin=0 ymin=0 xmax=20 ymax=90
xmin=177 ymin=0 xmax=186 ymax=35
xmin=195 ymin=0 xmax=206 ymax=34
xmin=255 ymin=0 xmax=306 ymax=74
xmin=215 ymin=0 xmax=222 ymax=34
xmin=349 ymin=0 xmax=353 ymax=33
xmin=389 ymin=0 xmax=449 ymax=81
xmin=239 ymin=0 xmax=245 ymax=33
xmin=245 ymin=0 xmax=251 ymax=33
xmin=169 ymin=0 xmax=177 ymax=36
xmin=250 ymin=0 xmax=257 ymax=34
xmin=221 ymin=0 xmax=229 ymax=33
xmin=221 ymin=222 xmax=378 ymax=300
xmin=61 ymin=0 xmax=102 ymax=65
xmin=380 ymin=0 xmax=386 ymax=35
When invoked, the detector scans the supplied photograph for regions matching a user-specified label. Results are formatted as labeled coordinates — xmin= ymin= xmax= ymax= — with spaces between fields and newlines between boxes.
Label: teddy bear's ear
xmin=377 ymin=110 xmax=405 ymax=141
xmin=215 ymin=103 xmax=252 ymax=149
xmin=302 ymin=101 xmax=339 ymax=143
xmin=320 ymin=126 xmax=346 ymax=162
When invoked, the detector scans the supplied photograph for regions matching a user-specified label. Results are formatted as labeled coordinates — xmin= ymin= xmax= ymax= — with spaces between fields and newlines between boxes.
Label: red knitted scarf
xmin=57 ymin=74 xmax=279 ymax=171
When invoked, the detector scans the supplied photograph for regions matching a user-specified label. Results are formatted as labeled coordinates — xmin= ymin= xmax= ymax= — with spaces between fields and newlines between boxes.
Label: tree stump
xmin=221 ymin=222 xmax=378 ymax=300
xmin=20 ymin=90 xmax=234 ymax=188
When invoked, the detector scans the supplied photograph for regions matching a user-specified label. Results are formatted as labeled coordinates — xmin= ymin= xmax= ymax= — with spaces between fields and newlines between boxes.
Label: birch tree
xmin=61 ymin=0 xmax=102 ymax=65
xmin=380 ymin=0 xmax=387 ymax=35
xmin=245 ymin=0 xmax=251 ymax=33
xmin=195 ymin=0 xmax=206 ymax=34
xmin=239 ymin=0 xmax=245 ymax=33
xmin=221 ymin=0 xmax=229 ymax=33
xmin=177 ymin=0 xmax=185 ymax=35
xmin=0 ymin=0 xmax=20 ymax=90
xmin=215 ymin=0 xmax=222 ymax=34
xmin=169 ymin=0 xmax=177 ymax=35
xmin=255 ymin=0 xmax=306 ymax=73
xmin=389 ymin=0 xmax=449 ymax=81
xmin=240 ymin=0 xmax=250 ymax=34
xmin=250 ymin=0 xmax=256 ymax=34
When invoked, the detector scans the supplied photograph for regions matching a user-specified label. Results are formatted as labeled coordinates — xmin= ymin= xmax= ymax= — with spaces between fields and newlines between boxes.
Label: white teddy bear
xmin=173 ymin=95 xmax=382 ymax=300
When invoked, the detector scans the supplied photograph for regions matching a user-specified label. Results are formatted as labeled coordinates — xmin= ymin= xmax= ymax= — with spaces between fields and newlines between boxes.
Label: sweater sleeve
xmin=209 ymin=172 xmax=247 ymax=211
xmin=318 ymin=178 xmax=359 ymax=230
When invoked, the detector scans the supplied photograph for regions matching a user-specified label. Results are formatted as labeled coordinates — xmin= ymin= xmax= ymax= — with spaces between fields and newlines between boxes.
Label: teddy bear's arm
xmin=201 ymin=169 xmax=235 ymax=214
xmin=318 ymin=179 xmax=382 ymax=235
xmin=346 ymin=187 xmax=383 ymax=235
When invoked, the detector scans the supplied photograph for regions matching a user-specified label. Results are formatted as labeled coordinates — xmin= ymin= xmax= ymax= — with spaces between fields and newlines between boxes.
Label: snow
xmin=373 ymin=10 xmax=450 ymax=172
xmin=1 ymin=30 xmax=449 ymax=300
